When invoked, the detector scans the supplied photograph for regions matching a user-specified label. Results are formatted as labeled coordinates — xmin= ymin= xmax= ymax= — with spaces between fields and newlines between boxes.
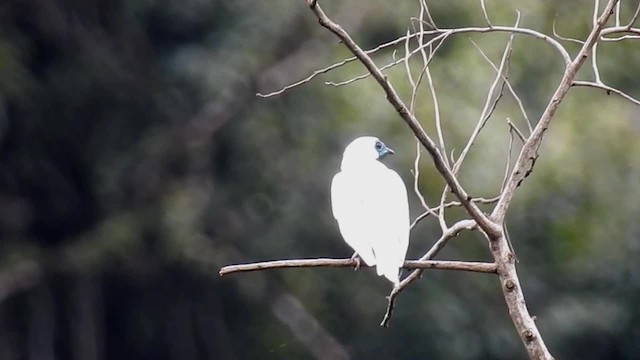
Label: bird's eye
xmin=374 ymin=141 xmax=383 ymax=151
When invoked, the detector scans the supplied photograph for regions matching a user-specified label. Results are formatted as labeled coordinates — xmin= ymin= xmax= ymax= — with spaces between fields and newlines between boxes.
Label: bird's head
xmin=341 ymin=136 xmax=395 ymax=170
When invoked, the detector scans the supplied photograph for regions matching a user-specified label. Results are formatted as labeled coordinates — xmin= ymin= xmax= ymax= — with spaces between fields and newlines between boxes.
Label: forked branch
xmin=221 ymin=1 xmax=624 ymax=359
xmin=492 ymin=0 xmax=618 ymax=223
xmin=307 ymin=0 xmax=501 ymax=238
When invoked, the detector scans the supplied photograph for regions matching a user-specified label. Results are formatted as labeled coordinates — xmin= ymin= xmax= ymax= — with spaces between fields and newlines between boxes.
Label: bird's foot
xmin=350 ymin=253 xmax=362 ymax=271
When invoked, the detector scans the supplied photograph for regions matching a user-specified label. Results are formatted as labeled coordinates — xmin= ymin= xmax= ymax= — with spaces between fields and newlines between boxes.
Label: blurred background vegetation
xmin=0 ymin=0 xmax=639 ymax=359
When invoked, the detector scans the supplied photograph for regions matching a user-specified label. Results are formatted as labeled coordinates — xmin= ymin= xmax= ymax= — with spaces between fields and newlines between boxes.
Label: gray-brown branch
xmin=486 ymin=1 xmax=618 ymax=359
xmin=306 ymin=0 xmax=617 ymax=359
xmin=219 ymin=258 xmax=497 ymax=276
xmin=491 ymin=0 xmax=618 ymax=223
xmin=307 ymin=0 xmax=501 ymax=239
xmin=381 ymin=219 xmax=476 ymax=327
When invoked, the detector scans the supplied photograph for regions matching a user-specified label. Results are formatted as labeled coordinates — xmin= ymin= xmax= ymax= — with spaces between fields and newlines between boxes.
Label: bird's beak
xmin=379 ymin=147 xmax=395 ymax=160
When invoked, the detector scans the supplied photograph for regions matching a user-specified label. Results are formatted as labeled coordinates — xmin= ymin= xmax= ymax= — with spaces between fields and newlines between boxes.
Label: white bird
xmin=330 ymin=136 xmax=410 ymax=285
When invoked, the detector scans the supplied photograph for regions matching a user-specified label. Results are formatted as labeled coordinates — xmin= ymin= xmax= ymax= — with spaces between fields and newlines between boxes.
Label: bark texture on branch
xmin=304 ymin=1 xmax=618 ymax=359
xmin=219 ymin=258 xmax=497 ymax=276
xmin=487 ymin=2 xmax=618 ymax=359
xmin=306 ymin=0 xmax=501 ymax=240
xmin=491 ymin=0 xmax=618 ymax=223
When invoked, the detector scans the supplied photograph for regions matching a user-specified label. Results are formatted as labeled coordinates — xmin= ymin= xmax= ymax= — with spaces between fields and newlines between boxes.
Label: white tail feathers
xmin=356 ymin=249 xmax=377 ymax=267
xmin=376 ymin=262 xmax=400 ymax=285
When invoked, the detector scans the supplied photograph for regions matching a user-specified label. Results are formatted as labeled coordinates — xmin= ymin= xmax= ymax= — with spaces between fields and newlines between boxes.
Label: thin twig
xmin=507 ymin=118 xmax=527 ymax=143
xmin=417 ymin=0 xmax=450 ymax=233
xmin=328 ymin=24 xmax=572 ymax=88
xmin=501 ymin=123 xmax=516 ymax=192
xmin=219 ymin=258 xmax=497 ymax=276
xmin=411 ymin=196 xmax=500 ymax=229
xmin=422 ymin=0 xmax=438 ymax=30
xmin=257 ymin=32 xmax=423 ymax=97
xmin=415 ymin=25 xmax=571 ymax=65
xmin=407 ymin=7 xmax=439 ymax=222
xmin=257 ymin=58 xmax=357 ymax=98
xmin=628 ymin=1 xmax=640 ymax=27
xmin=493 ymin=0 xmax=618 ymax=223
xmin=598 ymin=1 xmax=640 ymax=40
xmin=480 ymin=0 xmax=493 ymax=27
xmin=552 ymin=17 xmax=585 ymax=44
xmin=572 ymin=80 xmax=640 ymax=106
xmin=601 ymin=34 xmax=640 ymax=40
xmin=592 ymin=0 xmax=603 ymax=83
xmin=453 ymin=23 xmax=516 ymax=174
xmin=307 ymin=1 xmax=501 ymax=237
xmin=598 ymin=0 xmax=640 ymax=40
xmin=600 ymin=26 xmax=640 ymax=36
xmin=419 ymin=0 xmax=448 ymax=167
xmin=381 ymin=219 xmax=477 ymax=326
xmin=468 ymin=19 xmax=533 ymax=133
xmin=404 ymin=29 xmax=417 ymax=102
xmin=412 ymin=143 xmax=438 ymax=220
xmin=436 ymin=185 xmax=449 ymax=232
xmin=327 ymin=32 xmax=448 ymax=88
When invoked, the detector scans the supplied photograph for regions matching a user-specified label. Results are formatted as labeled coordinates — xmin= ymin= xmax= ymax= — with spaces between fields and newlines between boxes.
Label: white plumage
xmin=331 ymin=136 xmax=410 ymax=285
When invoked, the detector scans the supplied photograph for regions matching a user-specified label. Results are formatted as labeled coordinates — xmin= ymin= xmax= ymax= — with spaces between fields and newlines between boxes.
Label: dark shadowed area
xmin=0 ymin=0 xmax=639 ymax=359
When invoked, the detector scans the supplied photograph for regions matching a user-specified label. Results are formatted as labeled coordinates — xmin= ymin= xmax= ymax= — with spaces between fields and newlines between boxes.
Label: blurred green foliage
xmin=0 ymin=0 xmax=639 ymax=359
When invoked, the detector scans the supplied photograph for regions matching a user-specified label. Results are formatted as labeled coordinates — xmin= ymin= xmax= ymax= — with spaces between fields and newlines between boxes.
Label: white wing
xmin=331 ymin=172 xmax=377 ymax=266
xmin=331 ymin=166 xmax=410 ymax=284
xmin=372 ymin=168 xmax=410 ymax=284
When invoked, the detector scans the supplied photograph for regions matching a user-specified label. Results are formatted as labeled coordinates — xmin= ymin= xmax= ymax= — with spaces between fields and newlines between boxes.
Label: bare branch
xmin=260 ymin=15 xmax=573 ymax=97
xmin=600 ymin=6 xmax=640 ymax=41
xmin=470 ymin=29 xmax=533 ymax=133
xmin=507 ymin=118 xmax=527 ymax=143
xmin=404 ymin=30 xmax=417 ymax=100
xmin=327 ymin=32 xmax=448 ymax=88
xmin=453 ymin=25 xmax=515 ymax=174
xmin=412 ymin=143 xmax=439 ymax=222
xmin=501 ymin=123 xmax=516 ymax=192
xmin=381 ymin=219 xmax=477 ymax=326
xmin=257 ymin=60 xmax=355 ymax=98
xmin=411 ymin=196 xmax=500 ymax=229
xmin=257 ymin=32 xmax=423 ymax=97
xmin=484 ymin=2 xmax=619 ymax=358
xmin=417 ymin=26 xmax=571 ymax=65
xmin=480 ymin=0 xmax=493 ymax=27
xmin=219 ymin=258 xmax=497 ymax=276
xmin=601 ymin=33 xmax=640 ymax=40
xmin=436 ymin=185 xmax=449 ymax=231
xmin=492 ymin=0 xmax=618 ymax=224
xmin=240 ymin=2 xmax=624 ymax=359
xmin=572 ymin=80 xmax=640 ymax=106
xmin=421 ymin=0 xmax=438 ymax=30
xmin=600 ymin=26 xmax=640 ymax=37
xmin=592 ymin=0 xmax=603 ymax=83
xmin=307 ymin=1 xmax=501 ymax=237
xmin=418 ymin=1 xmax=448 ymax=167
xmin=416 ymin=0 xmax=451 ymax=232
xmin=553 ymin=17 xmax=585 ymax=44
xmin=628 ymin=1 xmax=640 ymax=27
xmin=340 ymin=25 xmax=571 ymax=87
